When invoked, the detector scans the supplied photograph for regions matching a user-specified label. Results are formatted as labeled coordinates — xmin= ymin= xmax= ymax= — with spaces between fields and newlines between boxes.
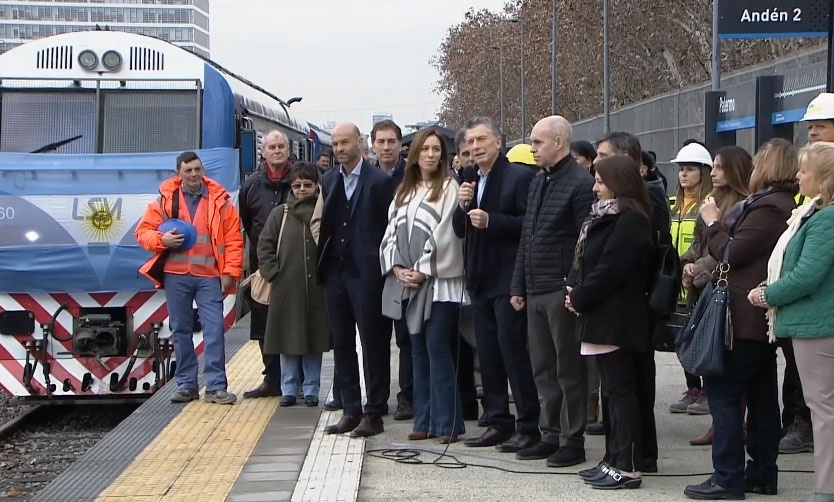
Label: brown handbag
xmin=241 ymin=205 xmax=288 ymax=305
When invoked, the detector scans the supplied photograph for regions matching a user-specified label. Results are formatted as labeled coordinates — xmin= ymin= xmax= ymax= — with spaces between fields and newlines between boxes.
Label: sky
xmin=208 ymin=0 xmax=509 ymax=133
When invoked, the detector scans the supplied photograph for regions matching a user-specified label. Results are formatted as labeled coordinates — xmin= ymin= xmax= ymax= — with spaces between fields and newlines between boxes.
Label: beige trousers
xmin=793 ymin=336 xmax=834 ymax=495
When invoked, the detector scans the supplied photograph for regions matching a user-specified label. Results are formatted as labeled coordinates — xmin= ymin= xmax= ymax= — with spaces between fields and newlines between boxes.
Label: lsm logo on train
xmin=71 ymin=196 xmax=124 ymax=240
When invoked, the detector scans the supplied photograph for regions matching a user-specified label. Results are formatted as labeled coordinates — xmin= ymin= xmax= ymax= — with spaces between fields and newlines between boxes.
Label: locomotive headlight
xmin=78 ymin=50 xmax=98 ymax=70
xmin=102 ymin=50 xmax=122 ymax=71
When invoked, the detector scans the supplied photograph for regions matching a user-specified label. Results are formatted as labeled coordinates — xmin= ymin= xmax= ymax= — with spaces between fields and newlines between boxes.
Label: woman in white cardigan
xmin=380 ymin=128 xmax=466 ymax=444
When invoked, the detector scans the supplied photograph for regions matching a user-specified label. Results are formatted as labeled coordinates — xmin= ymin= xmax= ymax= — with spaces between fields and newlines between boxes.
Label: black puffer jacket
xmin=511 ymin=154 xmax=595 ymax=296
xmin=239 ymin=164 xmax=292 ymax=271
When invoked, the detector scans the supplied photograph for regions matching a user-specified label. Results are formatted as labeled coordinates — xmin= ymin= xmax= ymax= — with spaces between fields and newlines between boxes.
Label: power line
xmin=303 ymin=101 xmax=437 ymax=114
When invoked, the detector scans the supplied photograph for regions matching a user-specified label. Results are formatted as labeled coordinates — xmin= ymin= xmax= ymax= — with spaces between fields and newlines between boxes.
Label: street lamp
xmin=492 ymin=45 xmax=505 ymax=144
xmin=603 ymin=0 xmax=610 ymax=133
xmin=507 ymin=13 xmax=525 ymax=141
xmin=551 ymin=0 xmax=557 ymax=115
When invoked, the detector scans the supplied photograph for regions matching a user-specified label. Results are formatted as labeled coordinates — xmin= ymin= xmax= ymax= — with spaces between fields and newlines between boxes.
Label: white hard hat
xmin=670 ymin=143 xmax=713 ymax=167
xmin=802 ymin=92 xmax=834 ymax=122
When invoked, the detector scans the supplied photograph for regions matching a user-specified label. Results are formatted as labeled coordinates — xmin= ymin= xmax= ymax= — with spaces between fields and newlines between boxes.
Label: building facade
xmin=0 ymin=0 xmax=210 ymax=57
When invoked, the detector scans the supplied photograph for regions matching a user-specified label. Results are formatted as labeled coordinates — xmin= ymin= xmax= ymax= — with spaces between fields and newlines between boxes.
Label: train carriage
xmin=0 ymin=30 xmax=309 ymax=401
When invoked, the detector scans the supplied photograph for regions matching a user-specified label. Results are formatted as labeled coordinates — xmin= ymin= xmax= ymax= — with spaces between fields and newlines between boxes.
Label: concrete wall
xmin=572 ymin=47 xmax=828 ymax=192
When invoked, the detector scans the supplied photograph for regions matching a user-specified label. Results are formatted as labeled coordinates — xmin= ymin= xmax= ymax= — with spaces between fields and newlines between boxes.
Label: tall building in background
xmin=372 ymin=112 xmax=393 ymax=127
xmin=0 ymin=0 xmax=210 ymax=57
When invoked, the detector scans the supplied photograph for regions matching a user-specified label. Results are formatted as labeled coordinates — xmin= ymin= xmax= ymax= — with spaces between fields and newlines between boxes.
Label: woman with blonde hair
xmin=380 ymin=128 xmax=466 ymax=444
xmin=748 ymin=141 xmax=834 ymax=502
xmin=684 ymin=138 xmax=797 ymax=500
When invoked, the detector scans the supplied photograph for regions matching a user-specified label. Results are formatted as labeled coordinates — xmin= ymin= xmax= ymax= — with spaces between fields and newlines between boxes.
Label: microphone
xmin=461 ymin=165 xmax=478 ymax=208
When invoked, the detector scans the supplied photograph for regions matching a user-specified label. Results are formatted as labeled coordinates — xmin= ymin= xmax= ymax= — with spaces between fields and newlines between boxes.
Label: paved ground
xmin=357 ymin=350 xmax=814 ymax=501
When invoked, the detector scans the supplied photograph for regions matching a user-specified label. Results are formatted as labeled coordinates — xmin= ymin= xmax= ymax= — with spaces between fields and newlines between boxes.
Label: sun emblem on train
xmin=78 ymin=197 xmax=123 ymax=241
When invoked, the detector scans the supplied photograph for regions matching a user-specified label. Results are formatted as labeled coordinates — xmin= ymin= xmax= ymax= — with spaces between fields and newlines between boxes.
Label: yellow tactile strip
xmin=96 ymin=340 xmax=278 ymax=502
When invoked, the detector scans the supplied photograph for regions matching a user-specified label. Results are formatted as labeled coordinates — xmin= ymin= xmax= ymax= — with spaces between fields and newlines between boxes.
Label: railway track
xmin=0 ymin=400 xmax=139 ymax=500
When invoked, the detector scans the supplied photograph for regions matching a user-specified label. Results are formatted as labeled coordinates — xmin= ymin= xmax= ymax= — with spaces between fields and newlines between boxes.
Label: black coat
xmin=569 ymin=209 xmax=654 ymax=352
xmin=645 ymin=177 xmax=672 ymax=246
xmin=239 ymin=165 xmax=292 ymax=271
xmin=316 ymin=159 xmax=397 ymax=283
xmin=452 ymin=155 xmax=534 ymax=298
xmin=511 ymin=154 xmax=595 ymax=296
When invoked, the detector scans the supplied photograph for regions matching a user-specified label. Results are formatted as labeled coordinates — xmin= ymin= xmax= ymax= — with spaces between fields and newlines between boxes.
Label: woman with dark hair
xmin=684 ymin=138 xmax=798 ymax=500
xmin=380 ymin=128 xmax=466 ymax=444
xmin=571 ymin=140 xmax=597 ymax=172
xmin=566 ymin=155 xmax=654 ymax=490
xmin=681 ymin=145 xmax=753 ymax=445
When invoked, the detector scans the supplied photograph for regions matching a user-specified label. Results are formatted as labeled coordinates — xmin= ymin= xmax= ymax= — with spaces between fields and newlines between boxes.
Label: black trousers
xmin=601 ymin=348 xmax=657 ymax=463
xmin=704 ymin=339 xmax=780 ymax=492
xmin=778 ymin=338 xmax=811 ymax=428
xmin=471 ymin=294 xmax=540 ymax=435
xmin=248 ymin=293 xmax=281 ymax=386
xmin=391 ymin=320 xmax=414 ymax=404
xmin=323 ymin=273 xmax=390 ymax=417
xmin=597 ymin=349 xmax=643 ymax=472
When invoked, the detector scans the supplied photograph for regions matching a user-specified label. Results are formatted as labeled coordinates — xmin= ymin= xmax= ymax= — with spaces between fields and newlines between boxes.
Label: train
xmin=0 ymin=30 xmax=319 ymax=401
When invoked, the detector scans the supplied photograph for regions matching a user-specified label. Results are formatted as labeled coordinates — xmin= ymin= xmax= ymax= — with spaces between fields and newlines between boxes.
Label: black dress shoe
xmin=589 ymin=468 xmax=642 ymax=490
xmin=350 ymin=415 xmax=384 ymax=438
xmin=684 ymin=478 xmax=745 ymax=500
xmin=546 ymin=446 xmax=586 ymax=468
xmin=324 ymin=415 xmax=361 ymax=435
xmin=323 ymin=400 xmax=343 ymax=411
xmin=745 ymin=478 xmax=777 ymax=496
xmin=393 ymin=398 xmax=414 ymax=420
xmin=477 ymin=411 xmax=489 ymax=427
xmin=304 ymin=395 xmax=319 ymax=407
xmin=279 ymin=395 xmax=296 ymax=407
xmin=242 ymin=382 xmax=281 ymax=399
xmin=463 ymin=427 xmax=512 ymax=447
xmin=585 ymin=422 xmax=605 ymax=436
xmin=516 ymin=440 xmax=558 ymax=460
xmin=496 ymin=432 xmax=541 ymax=453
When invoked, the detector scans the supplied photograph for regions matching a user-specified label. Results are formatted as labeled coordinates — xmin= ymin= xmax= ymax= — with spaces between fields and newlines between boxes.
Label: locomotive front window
xmin=0 ymin=90 xmax=97 ymax=154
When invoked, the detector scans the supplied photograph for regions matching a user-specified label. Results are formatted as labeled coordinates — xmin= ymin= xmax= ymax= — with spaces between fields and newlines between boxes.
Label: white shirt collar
xmin=341 ymin=158 xmax=363 ymax=177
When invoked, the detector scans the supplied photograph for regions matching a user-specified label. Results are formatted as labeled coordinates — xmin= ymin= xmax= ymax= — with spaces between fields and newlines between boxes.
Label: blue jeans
xmin=704 ymin=339 xmax=780 ymax=492
xmin=163 ymin=273 xmax=227 ymax=392
xmin=280 ymin=353 xmax=323 ymax=398
xmin=398 ymin=301 xmax=465 ymax=437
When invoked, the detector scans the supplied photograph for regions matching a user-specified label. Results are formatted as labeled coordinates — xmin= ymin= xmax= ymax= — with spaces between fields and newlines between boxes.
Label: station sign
xmin=718 ymin=0 xmax=831 ymax=39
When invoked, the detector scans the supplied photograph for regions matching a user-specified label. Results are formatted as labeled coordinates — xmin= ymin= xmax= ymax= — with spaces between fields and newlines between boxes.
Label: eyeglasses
xmin=291 ymin=182 xmax=316 ymax=190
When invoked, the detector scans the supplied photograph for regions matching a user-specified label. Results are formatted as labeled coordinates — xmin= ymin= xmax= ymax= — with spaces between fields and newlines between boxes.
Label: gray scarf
xmin=573 ymin=199 xmax=619 ymax=275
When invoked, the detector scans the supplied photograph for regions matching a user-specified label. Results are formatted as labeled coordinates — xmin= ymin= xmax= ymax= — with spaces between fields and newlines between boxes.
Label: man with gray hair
xmin=453 ymin=117 xmax=540 ymax=450
xmin=510 ymin=116 xmax=595 ymax=467
xmin=239 ymin=130 xmax=292 ymax=399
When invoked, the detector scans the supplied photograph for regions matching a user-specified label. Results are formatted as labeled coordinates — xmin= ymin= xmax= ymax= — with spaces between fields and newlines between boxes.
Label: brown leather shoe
xmin=243 ymin=381 xmax=281 ymax=399
xmin=439 ymin=435 xmax=459 ymax=444
xmin=689 ymin=425 xmax=714 ymax=446
xmin=350 ymin=415 xmax=384 ymax=438
xmin=324 ymin=415 xmax=361 ymax=435
xmin=408 ymin=431 xmax=433 ymax=441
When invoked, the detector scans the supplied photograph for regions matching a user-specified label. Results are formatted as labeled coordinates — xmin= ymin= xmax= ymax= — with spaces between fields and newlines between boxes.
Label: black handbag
xmin=675 ymin=244 xmax=733 ymax=376
xmin=648 ymin=233 xmax=682 ymax=318
xmin=145 ymin=189 xmax=180 ymax=288
xmin=653 ymin=306 xmax=689 ymax=352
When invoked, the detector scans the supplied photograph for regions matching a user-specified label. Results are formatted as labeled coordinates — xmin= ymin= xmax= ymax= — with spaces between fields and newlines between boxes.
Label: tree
xmin=433 ymin=0 xmax=820 ymax=141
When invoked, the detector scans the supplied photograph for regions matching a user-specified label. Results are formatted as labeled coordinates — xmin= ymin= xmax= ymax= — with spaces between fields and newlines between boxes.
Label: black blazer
xmin=316 ymin=159 xmax=397 ymax=283
xmin=453 ymin=155 xmax=534 ymax=298
xmin=569 ymin=209 xmax=654 ymax=352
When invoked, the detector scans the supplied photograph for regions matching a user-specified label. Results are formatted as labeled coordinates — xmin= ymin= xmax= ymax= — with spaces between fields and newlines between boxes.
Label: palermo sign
xmin=718 ymin=0 xmax=831 ymax=39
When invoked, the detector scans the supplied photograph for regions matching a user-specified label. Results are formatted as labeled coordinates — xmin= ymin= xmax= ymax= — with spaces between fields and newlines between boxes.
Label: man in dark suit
xmin=369 ymin=119 xmax=412 ymax=421
xmin=316 ymin=123 xmax=397 ymax=438
xmin=453 ymin=117 xmax=541 ymax=449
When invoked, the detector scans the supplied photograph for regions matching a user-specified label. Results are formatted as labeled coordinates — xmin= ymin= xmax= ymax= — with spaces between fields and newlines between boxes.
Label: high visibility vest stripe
xmin=163 ymin=191 xmax=221 ymax=278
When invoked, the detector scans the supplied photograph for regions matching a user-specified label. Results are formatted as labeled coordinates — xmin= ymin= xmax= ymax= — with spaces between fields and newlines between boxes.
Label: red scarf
xmin=265 ymin=162 xmax=291 ymax=183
